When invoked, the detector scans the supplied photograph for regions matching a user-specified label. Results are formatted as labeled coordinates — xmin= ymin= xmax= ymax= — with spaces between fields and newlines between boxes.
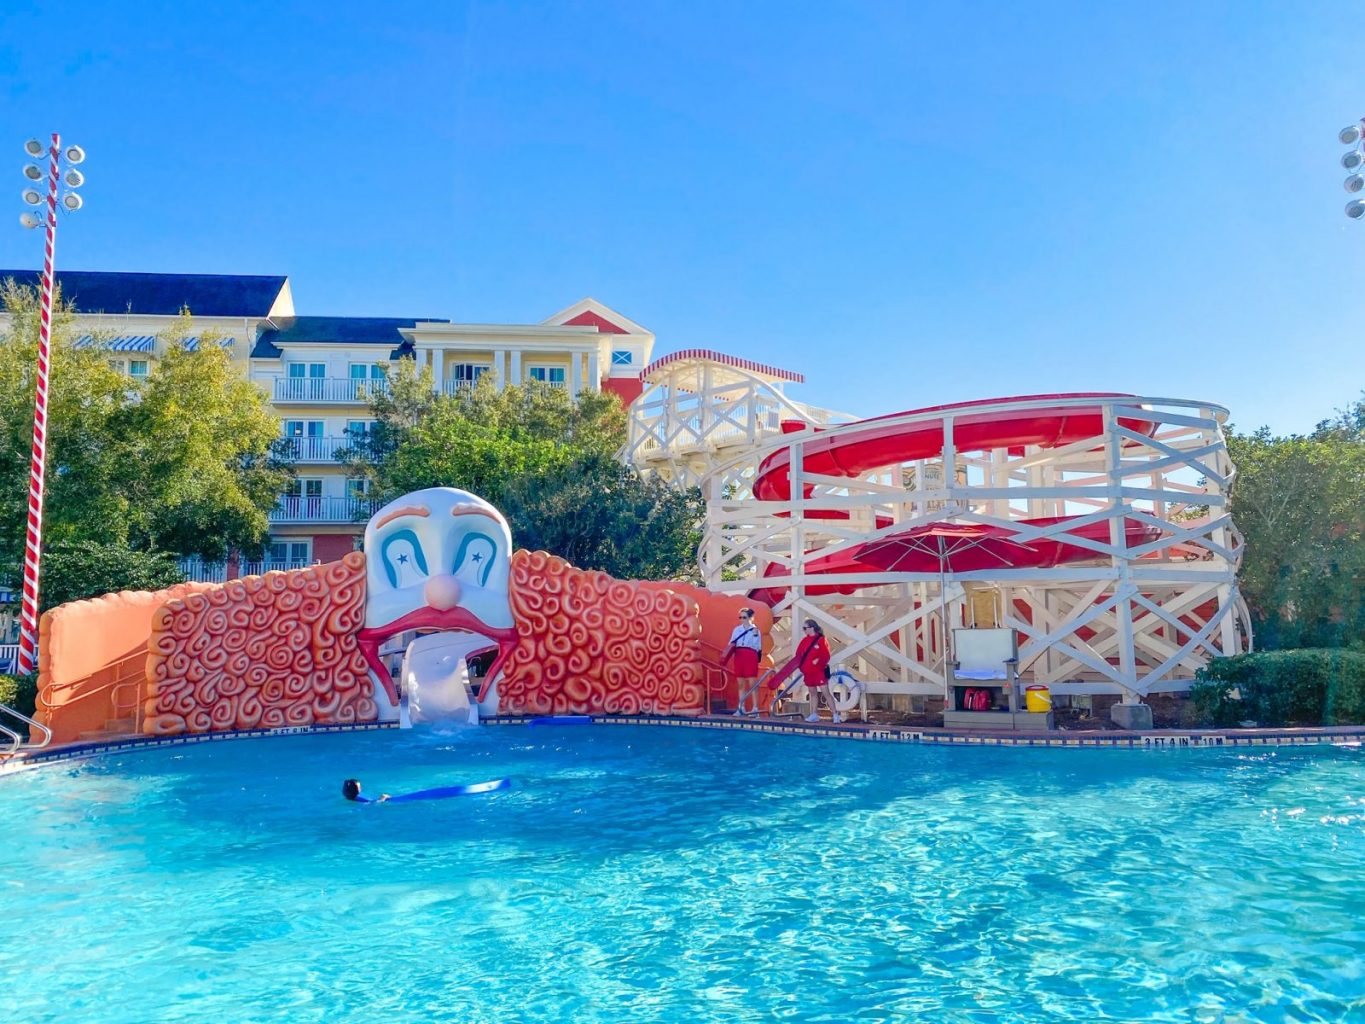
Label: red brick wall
xmin=313 ymin=533 xmax=359 ymax=564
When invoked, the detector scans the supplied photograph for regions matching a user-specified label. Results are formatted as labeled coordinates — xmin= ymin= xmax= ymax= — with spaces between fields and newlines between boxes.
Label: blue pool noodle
xmin=384 ymin=778 xmax=512 ymax=803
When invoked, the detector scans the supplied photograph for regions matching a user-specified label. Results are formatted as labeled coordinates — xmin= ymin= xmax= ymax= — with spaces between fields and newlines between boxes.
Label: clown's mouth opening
xmin=357 ymin=608 xmax=518 ymax=723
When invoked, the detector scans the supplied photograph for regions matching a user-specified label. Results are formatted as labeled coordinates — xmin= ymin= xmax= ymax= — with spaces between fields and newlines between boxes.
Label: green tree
xmin=116 ymin=318 xmax=293 ymax=561
xmin=38 ymin=540 xmax=186 ymax=612
xmin=0 ymin=281 xmax=292 ymax=574
xmin=0 ymin=280 xmax=137 ymax=556
xmin=343 ymin=364 xmax=702 ymax=580
xmin=1228 ymin=394 xmax=1365 ymax=649
xmin=501 ymin=450 xmax=704 ymax=582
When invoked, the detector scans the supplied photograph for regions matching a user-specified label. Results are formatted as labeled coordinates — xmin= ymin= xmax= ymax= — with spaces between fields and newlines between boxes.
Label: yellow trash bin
xmin=1025 ymin=685 xmax=1052 ymax=713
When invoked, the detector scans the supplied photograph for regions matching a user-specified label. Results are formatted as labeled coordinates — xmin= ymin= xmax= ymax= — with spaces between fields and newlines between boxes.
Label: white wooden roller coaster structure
xmin=625 ymin=353 xmax=1251 ymax=710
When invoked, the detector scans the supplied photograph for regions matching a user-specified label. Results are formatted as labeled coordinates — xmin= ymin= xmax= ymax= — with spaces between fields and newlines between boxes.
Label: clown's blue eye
xmin=381 ymin=530 xmax=429 ymax=589
xmin=453 ymin=534 xmax=496 ymax=587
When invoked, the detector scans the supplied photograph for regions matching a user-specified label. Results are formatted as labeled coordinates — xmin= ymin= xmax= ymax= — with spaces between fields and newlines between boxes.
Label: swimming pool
xmin=3 ymin=726 xmax=1363 ymax=1023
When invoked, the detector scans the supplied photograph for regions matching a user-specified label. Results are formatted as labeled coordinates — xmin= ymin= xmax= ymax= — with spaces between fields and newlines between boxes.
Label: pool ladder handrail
xmin=0 ymin=701 xmax=52 ymax=755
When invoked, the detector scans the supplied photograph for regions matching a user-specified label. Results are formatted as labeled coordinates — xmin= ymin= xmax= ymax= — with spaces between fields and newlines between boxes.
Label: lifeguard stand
xmin=942 ymin=627 xmax=1054 ymax=731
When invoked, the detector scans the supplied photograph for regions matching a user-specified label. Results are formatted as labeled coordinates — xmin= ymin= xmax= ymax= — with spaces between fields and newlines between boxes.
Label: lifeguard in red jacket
xmin=769 ymin=619 xmax=838 ymax=723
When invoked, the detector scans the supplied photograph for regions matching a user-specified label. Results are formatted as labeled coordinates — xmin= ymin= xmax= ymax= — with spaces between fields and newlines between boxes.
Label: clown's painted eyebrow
xmin=451 ymin=507 xmax=500 ymax=523
xmin=374 ymin=505 xmax=430 ymax=530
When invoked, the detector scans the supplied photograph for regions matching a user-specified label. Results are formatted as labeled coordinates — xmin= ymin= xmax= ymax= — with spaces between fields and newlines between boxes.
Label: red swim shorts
xmin=732 ymin=647 xmax=760 ymax=676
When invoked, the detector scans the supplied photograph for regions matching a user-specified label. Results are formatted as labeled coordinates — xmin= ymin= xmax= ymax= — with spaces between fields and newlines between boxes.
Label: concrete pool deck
xmin=3 ymin=713 xmax=1364 ymax=774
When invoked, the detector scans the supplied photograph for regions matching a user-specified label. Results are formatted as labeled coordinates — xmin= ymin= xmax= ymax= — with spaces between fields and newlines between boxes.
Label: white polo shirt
xmin=728 ymin=623 xmax=762 ymax=650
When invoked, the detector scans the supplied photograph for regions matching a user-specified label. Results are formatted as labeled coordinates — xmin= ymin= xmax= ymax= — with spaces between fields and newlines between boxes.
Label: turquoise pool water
xmin=2 ymin=727 xmax=1364 ymax=1023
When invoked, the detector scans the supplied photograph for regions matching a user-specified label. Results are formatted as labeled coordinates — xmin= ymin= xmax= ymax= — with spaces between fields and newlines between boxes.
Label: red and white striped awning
xmin=642 ymin=348 xmax=803 ymax=384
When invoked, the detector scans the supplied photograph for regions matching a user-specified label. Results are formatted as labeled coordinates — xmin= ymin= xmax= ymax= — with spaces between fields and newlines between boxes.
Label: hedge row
xmin=1190 ymin=649 xmax=1365 ymax=727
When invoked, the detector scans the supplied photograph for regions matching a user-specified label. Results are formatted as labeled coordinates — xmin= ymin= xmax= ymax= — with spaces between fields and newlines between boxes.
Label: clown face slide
xmin=358 ymin=488 xmax=518 ymax=722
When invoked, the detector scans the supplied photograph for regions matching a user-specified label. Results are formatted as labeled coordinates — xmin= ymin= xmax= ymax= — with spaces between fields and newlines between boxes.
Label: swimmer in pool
xmin=342 ymin=778 xmax=389 ymax=803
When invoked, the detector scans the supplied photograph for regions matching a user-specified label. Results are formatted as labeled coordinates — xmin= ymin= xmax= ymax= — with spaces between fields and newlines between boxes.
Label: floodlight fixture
xmin=19 ymin=211 xmax=41 ymax=229
xmin=21 ymin=188 xmax=42 ymax=205
xmin=1347 ymin=198 xmax=1365 ymax=219
xmin=1343 ymin=150 xmax=1365 ymax=172
xmin=63 ymin=169 xmax=83 ymax=188
xmin=23 ymin=139 xmax=46 ymax=159
xmin=22 ymin=164 xmax=42 ymax=181
xmin=60 ymin=192 xmax=82 ymax=212
xmin=1340 ymin=124 xmax=1364 ymax=146
xmin=62 ymin=145 xmax=85 ymax=165
xmin=1346 ymin=174 xmax=1365 ymax=194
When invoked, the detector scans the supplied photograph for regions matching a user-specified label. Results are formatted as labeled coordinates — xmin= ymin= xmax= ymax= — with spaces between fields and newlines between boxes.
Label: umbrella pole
xmin=939 ymin=534 xmax=950 ymax=702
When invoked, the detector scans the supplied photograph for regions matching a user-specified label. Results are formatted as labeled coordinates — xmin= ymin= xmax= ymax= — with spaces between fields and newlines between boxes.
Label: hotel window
xmin=289 ymin=362 xmax=326 ymax=378
xmin=346 ymin=478 xmax=371 ymax=500
xmin=345 ymin=419 xmax=373 ymax=438
xmin=611 ymin=350 xmax=633 ymax=366
xmin=129 ymin=359 xmax=150 ymax=379
xmin=528 ymin=366 xmax=566 ymax=385
xmin=283 ymin=420 xmax=324 ymax=459
xmin=349 ymin=362 xmax=386 ymax=399
xmin=285 ymin=478 xmax=324 ymax=499
xmin=268 ymin=540 xmax=311 ymax=567
xmin=449 ymin=364 xmax=488 ymax=387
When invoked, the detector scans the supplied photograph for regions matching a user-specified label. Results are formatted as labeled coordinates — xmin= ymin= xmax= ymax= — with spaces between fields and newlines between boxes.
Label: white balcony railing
xmin=268 ymin=496 xmax=377 ymax=524
xmin=281 ymin=436 xmax=350 ymax=462
xmin=238 ymin=559 xmax=313 ymax=577
xmin=178 ymin=558 xmax=229 ymax=583
xmin=177 ymin=558 xmax=316 ymax=582
xmin=272 ymin=378 xmax=389 ymax=404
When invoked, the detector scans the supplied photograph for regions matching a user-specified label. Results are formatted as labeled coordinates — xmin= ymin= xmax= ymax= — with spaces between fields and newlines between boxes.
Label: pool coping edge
xmin=4 ymin=714 xmax=1363 ymax=774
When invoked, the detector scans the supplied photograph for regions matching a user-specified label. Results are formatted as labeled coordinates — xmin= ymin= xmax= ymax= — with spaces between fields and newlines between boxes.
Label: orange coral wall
xmin=36 ymin=581 xmax=220 ymax=746
xmin=142 ymin=554 xmax=373 ymax=736
xmin=39 ymin=549 xmax=750 ymax=745
xmin=639 ymin=581 xmax=775 ymax=710
xmin=497 ymin=550 xmax=706 ymax=715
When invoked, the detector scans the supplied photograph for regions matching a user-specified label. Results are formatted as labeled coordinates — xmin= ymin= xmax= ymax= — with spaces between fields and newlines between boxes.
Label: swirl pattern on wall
xmin=142 ymin=552 xmax=374 ymax=736
xmin=497 ymin=549 xmax=705 ymax=716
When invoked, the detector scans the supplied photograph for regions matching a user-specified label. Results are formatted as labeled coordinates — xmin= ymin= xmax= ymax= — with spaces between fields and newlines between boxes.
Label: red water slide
xmin=748 ymin=394 xmax=1158 ymax=604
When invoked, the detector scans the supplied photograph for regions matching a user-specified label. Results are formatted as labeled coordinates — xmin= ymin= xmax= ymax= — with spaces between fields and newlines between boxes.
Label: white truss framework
xmin=696 ymin=394 xmax=1252 ymax=703
xmin=622 ymin=354 xmax=850 ymax=488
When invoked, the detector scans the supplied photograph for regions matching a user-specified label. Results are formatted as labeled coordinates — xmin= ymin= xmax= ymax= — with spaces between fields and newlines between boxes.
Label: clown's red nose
xmin=424 ymin=575 xmax=462 ymax=611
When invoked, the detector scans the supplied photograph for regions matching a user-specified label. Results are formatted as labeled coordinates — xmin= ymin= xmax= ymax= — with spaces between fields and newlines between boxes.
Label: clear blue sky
xmin=1 ymin=1 xmax=1361 ymax=434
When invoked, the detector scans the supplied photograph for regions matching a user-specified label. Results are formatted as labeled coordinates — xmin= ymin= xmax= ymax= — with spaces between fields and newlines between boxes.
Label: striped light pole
xmin=16 ymin=136 xmax=86 ymax=677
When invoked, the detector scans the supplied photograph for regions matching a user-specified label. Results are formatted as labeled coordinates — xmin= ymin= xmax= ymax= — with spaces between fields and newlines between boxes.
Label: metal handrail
xmin=0 ymin=701 xmax=52 ymax=753
xmin=36 ymin=650 xmax=146 ymax=721
xmin=110 ymin=678 xmax=144 ymax=735
xmin=0 ymin=720 xmax=20 ymax=755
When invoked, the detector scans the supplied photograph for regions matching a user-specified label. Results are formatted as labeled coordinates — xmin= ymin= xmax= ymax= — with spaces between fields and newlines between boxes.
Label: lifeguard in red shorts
xmin=720 ymin=606 xmax=765 ymax=715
